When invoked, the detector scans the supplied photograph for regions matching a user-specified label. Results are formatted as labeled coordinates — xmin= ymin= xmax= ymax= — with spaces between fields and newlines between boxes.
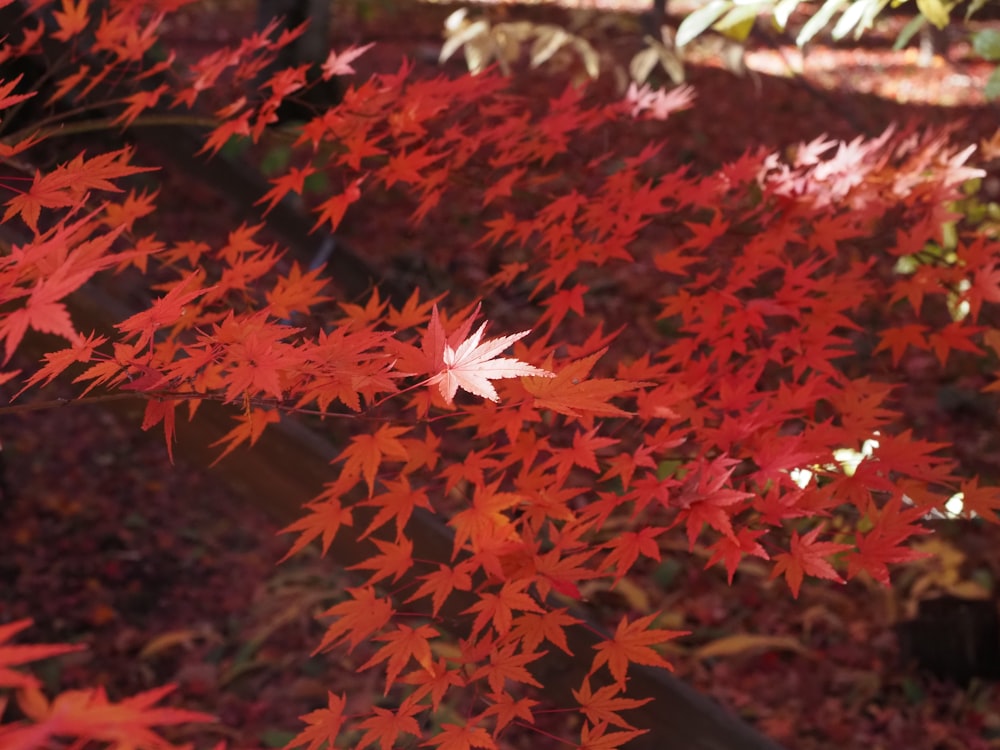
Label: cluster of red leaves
xmin=2 ymin=1 xmax=1000 ymax=749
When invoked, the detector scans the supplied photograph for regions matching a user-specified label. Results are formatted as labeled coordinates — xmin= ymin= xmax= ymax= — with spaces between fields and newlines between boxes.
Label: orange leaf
xmin=523 ymin=349 xmax=647 ymax=418
xmin=315 ymin=587 xmax=393 ymax=653
xmin=287 ymin=692 xmax=346 ymax=750
xmin=591 ymin=614 xmax=687 ymax=689
xmin=357 ymin=699 xmax=423 ymax=750
xmin=359 ymin=623 xmax=437 ymax=690
xmin=338 ymin=425 xmax=410 ymax=496
xmin=0 ymin=619 xmax=83 ymax=690
xmin=51 ymin=0 xmax=89 ymax=41
xmin=423 ymin=721 xmax=497 ymax=750
xmin=573 ymin=678 xmax=651 ymax=730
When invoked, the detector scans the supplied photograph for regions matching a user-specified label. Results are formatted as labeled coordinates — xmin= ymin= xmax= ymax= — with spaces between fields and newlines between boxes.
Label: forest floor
xmin=3 ymin=1 xmax=1000 ymax=749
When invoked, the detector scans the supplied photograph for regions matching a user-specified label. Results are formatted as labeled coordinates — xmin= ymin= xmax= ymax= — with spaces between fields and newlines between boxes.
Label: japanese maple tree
xmin=1 ymin=1 xmax=999 ymax=749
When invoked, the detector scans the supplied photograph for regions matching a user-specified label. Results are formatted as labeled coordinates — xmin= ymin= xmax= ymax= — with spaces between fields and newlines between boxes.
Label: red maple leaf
xmin=0 ymin=620 xmax=83 ymax=690
xmin=357 ymin=699 xmax=423 ymax=750
xmin=523 ymin=348 xmax=647 ymax=418
xmin=423 ymin=721 xmax=497 ymax=750
xmin=359 ymin=623 xmax=437 ymax=689
xmin=311 ymin=176 xmax=364 ymax=232
xmin=573 ymin=678 xmax=651 ymax=730
xmin=771 ymin=524 xmax=852 ymax=598
xmin=338 ymin=424 xmax=410 ymax=496
xmin=286 ymin=692 xmax=346 ymax=750
xmin=590 ymin=613 xmax=687 ymax=689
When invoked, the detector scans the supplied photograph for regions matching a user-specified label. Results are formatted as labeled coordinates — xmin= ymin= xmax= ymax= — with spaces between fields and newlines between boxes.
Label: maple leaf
xmin=704 ymin=527 xmax=770 ymax=584
xmin=0 ymin=619 xmax=83 ymax=690
xmin=141 ymin=398 xmax=179 ymax=463
xmin=509 ymin=608 xmax=580 ymax=654
xmin=116 ymin=272 xmax=212 ymax=350
xmin=315 ymin=587 xmax=394 ymax=653
xmin=471 ymin=643 xmax=544 ymax=693
xmin=358 ymin=699 xmax=423 ymax=750
xmin=449 ymin=480 xmax=523 ymax=558
xmin=402 ymin=658 xmax=466 ymax=711
xmin=673 ymin=455 xmax=753 ymax=547
xmin=210 ymin=408 xmax=281 ymax=464
xmin=578 ymin=721 xmax=648 ymax=750
xmin=51 ymin=0 xmax=89 ymax=41
xmin=279 ymin=496 xmax=353 ymax=563
xmin=359 ymin=623 xmax=437 ymax=690
xmin=590 ymin=613 xmax=687 ymax=689
xmin=602 ymin=527 xmax=665 ymax=581
xmin=338 ymin=424 xmax=410 ymax=496
xmin=482 ymin=692 xmax=537 ymax=735
xmin=770 ymin=524 xmax=852 ymax=598
xmin=4 ymin=149 xmax=152 ymax=232
xmin=425 ymin=305 xmax=553 ymax=404
xmin=407 ymin=562 xmax=473 ymax=617
xmin=523 ymin=349 xmax=647 ymax=418
xmin=463 ymin=580 xmax=544 ymax=637
xmin=874 ymin=324 xmax=929 ymax=368
xmin=257 ymin=165 xmax=317 ymax=216
xmin=360 ymin=478 xmax=433 ymax=540
xmin=573 ymin=678 xmax=651 ymax=730
xmin=9 ymin=684 xmax=213 ymax=750
xmin=0 ymin=75 xmax=35 ymax=112
xmin=954 ymin=477 xmax=1000 ymax=523
xmin=287 ymin=692 xmax=346 ymax=750
xmin=349 ymin=536 xmax=414 ymax=584
xmin=311 ymin=176 xmax=364 ymax=233
xmin=423 ymin=721 xmax=497 ymax=750
xmin=321 ymin=42 xmax=376 ymax=79
xmin=265 ymin=261 xmax=331 ymax=318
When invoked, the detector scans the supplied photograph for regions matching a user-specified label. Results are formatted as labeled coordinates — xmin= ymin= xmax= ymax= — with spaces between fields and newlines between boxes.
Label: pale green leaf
xmin=773 ymin=0 xmax=803 ymax=29
xmin=966 ymin=0 xmax=989 ymax=19
xmin=985 ymin=66 xmax=1000 ymax=100
xmin=831 ymin=0 xmax=873 ymax=40
xmin=440 ymin=18 xmax=490 ymax=64
xmin=796 ymin=0 xmax=848 ymax=46
xmin=973 ymin=29 xmax=1000 ymax=62
xmin=530 ymin=26 xmax=570 ymax=68
xmin=630 ymin=46 xmax=661 ymax=84
xmin=571 ymin=37 xmax=602 ymax=79
xmin=677 ymin=0 xmax=732 ymax=48
xmin=892 ymin=14 xmax=926 ymax=50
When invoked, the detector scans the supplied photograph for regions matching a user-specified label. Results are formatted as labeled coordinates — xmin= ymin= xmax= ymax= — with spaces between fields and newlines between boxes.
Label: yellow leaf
xmin=139 ymin=629 xmax=204 ymax=659
xmin=916 ymin=0 xmax=951 ymax=28
xmin=693 ymin=633 xmax=813 ymax=660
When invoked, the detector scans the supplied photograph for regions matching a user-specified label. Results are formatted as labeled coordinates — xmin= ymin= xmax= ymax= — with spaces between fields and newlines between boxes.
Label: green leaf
xmin=260 ymin=144 xmax=292 ymax=176
xmin=677 ymin=0 xmax=732 ymax=48
xmin=966 ymin=0 xmax=989 ymax=19
xmin=985 ymin=65 xmax=1000 ymax=100
xmin=259 ymin=729 xmax=298 ymax=748
xmin=303 ymin=170 xmax=331 ymax=195
xmin=916 ymin=0 xmax=950 ymax=29
xmin=973 ymin=29 xmax=1000 ymax=62
xmin=797 ymin=0 xmax=848 ymax=46
xmin=893 ymin=14 xmax=927 ymax=50
xmin=653 ymin=558 xmax=683 ymax=588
